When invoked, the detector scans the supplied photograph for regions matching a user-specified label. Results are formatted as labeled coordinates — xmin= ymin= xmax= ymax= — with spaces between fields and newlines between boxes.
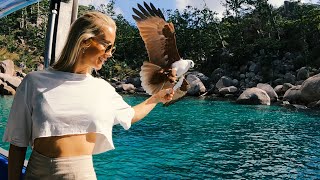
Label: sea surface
xmin=0 ymin=95 xmax=320 ymax=179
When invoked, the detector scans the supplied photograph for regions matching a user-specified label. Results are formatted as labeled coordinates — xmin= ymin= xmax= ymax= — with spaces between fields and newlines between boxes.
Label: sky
xmin=79 ymin=0 xmax=318 ymax=24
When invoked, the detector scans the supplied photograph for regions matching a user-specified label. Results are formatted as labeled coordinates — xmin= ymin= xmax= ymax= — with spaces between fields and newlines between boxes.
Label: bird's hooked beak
xmin=189 ymin=60 xmax=195 ymax=70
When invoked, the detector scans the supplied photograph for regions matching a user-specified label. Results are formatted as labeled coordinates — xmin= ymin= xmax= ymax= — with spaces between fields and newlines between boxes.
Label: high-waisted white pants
xmin=24 ymin=150 xmax=97 ymax=180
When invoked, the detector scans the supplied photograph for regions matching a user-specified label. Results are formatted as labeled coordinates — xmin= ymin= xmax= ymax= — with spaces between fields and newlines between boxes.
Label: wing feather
xmin=132 ymin=2 xmax=181 ymax=68
xmin=164 ymin=78 xmax=190 ymax=106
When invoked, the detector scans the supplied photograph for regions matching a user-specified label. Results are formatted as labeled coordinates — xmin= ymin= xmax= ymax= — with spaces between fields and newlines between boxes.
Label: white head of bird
xmin=172 ymin=59 xmax=195 ymax=77
xmin=187 ymin=60 xmax=195 ymax=69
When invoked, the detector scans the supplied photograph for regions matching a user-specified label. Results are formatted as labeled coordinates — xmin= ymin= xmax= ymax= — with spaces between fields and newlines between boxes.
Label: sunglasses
xmin=103 ymin=43 xmax=116 ymax=54
xmin=91 ymin=38 xmax=116 ymax=54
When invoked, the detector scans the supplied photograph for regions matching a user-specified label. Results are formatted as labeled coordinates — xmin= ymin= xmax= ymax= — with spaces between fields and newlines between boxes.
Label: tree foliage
xmin=0 ymin=0 xmax=320 ymax=77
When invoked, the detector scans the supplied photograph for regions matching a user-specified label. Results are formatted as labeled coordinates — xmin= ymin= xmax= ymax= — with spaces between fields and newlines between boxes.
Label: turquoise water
xmin=1 ymin=95 xmax=320 ymax=179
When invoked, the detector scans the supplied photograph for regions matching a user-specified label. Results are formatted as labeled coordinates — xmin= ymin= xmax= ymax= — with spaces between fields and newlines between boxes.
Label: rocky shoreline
xmin=1 ymin=59 xmax=320 ymax=110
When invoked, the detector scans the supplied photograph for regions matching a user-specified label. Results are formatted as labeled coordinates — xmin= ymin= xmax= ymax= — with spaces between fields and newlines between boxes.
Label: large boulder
xmin=216 ymin=76 xmax=233 ymax=90
xmin=0 ymin=81 xmax=16 ymax=95
xmin=188 ymin=71 xmax=211 ymax=88
xmin=297 ymin=67 xmax=309 ymax=81
xmin=274 ymin=83 xmax=294 ymax=97
xmin=211 ymin=68 xmax=225 ymax=83
xmin=284 ymin=73 xmax=296 ymax=84
xmin=0 ymin=73 xmax=22 ymax=90
xmin=236 ymin=87 xmax=271 ymax=105
xmin=283 ymin=86 xmax=302 ymax=104
xmin=300 ymin=73 xmax=320 ymax=103
xmin=186 ymin=74 xmax=206 ymax=96
xmin=257 ymin=83 xmax=278 ymax=102
xmin=125 ymin=77 xmax=141 ymax=88
xmin=218 ymin=86 xmax=238 ymax=95
xmin=0 ymin=60 xmax=15 ymax=76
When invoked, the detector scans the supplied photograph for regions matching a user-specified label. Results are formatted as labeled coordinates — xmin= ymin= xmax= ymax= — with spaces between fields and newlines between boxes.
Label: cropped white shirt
xmin=2 ymin=68 xmax=135 ymax=154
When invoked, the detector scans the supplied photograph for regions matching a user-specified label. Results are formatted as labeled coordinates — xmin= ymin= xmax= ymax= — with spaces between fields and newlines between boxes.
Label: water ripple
xmin=0 ymin=96 xmax=319 ymax=179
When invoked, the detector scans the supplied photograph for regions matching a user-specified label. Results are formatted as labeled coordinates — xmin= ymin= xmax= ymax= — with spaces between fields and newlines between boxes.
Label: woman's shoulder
xmin=23 ymin=69 xmax=52 ymax=82
xmin=93 ymin=77 xmax=115 ymax=90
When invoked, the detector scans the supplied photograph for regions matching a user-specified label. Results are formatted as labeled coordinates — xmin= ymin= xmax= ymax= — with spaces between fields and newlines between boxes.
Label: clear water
xmin=1 ymin=95 xmax=319 ymax=179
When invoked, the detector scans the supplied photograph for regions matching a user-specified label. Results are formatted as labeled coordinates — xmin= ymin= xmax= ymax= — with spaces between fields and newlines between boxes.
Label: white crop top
xmin=2 ymin=68 xmax=135 ymax=154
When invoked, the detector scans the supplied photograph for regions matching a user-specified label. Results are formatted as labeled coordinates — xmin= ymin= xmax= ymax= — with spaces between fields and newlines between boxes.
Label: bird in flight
xmin=132 ymin=2 xmax=195 ymax=106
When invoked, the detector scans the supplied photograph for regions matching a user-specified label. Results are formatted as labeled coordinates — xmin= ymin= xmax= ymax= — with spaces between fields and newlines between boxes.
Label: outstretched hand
xmin=153 ymin=88 xmax=175 ymax=104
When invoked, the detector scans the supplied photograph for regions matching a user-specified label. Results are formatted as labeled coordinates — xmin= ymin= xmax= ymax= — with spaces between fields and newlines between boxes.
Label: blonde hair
xmin=52 ymin=11 xmax=116 ymax=72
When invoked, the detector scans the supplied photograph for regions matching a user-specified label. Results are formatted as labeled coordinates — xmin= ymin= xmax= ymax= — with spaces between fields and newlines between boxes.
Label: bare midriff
xmin=33 ymin=133 xmax=96 ymax=158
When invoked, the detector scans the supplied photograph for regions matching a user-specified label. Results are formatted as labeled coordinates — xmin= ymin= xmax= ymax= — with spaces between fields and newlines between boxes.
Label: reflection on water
xmin=1 ymin=96 xmax=319 ymax=179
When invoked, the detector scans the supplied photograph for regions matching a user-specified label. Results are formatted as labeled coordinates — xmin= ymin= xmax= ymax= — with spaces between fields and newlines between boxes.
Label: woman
xmin=3 ymin=11 xmax=175 ymax=179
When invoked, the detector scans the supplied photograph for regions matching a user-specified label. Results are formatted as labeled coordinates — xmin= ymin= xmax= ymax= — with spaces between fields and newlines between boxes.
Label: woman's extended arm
xmin=8 ymin=144 xmax=27 ymax=180
xmin=132 ymin=88 xmax=174 ymax=124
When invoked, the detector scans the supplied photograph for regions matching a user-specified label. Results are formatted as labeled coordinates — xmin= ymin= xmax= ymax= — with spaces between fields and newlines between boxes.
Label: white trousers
xmin=24 ymin=150 xmax=97 ymax=180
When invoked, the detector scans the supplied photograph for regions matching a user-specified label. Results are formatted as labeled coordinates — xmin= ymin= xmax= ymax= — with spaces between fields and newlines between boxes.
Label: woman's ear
xmin=82 ymin=38 xmax=92 ymax=47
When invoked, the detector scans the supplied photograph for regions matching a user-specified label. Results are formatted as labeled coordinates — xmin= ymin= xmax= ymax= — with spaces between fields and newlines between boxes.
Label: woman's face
xmin=80 ymin=26 xmax=116 ymax=71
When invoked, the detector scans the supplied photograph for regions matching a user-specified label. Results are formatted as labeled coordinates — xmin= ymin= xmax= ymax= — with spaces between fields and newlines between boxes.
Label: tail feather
xmin=140 ymin=61 xmax=172 ymax=95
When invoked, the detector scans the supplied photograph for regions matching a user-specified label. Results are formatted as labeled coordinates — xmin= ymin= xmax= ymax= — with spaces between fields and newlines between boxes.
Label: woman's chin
xmin=94 ymin=65 xmax=102 ymax=70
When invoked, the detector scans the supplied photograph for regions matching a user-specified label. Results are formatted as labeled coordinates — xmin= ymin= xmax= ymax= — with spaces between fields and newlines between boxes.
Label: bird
xmin=132 ymin=2 xmax=195 ymax=106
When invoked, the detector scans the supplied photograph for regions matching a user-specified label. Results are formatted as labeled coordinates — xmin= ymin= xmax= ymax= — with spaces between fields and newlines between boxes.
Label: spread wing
xmin=132 ymin=2 xmax=181 ymax=68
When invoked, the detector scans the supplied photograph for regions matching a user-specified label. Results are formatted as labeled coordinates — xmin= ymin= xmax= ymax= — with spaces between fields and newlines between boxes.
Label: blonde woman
xmin=3 ymin=11 xmax=175 ymax=179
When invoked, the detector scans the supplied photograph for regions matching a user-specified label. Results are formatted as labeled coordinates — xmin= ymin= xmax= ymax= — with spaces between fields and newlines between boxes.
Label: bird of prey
xmin=132 ymin=2 xmax=195 ymax=106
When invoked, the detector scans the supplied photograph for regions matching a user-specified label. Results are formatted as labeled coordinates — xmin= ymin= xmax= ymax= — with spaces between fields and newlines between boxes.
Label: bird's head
xmin=187 ymin=60 xmax=195 ymax=69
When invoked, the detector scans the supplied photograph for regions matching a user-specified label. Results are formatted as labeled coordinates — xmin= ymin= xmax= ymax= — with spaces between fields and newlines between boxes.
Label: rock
xmin=300 ymin=73 xmax=320 ymax=103
xmin=297 ymin=67 xmax=309 ymax=81
xmin=284 ymin=73 xmax=296 ymax=84
xmin=283 ymin=83 xmax=294 ymax=91
xmin=122 ymin=83 xmax=136 ymax=91
xmin=274 ymin=78 xmax=284 ymax=86
xmin=236 ymin=87 xmax=271 ymax=105
xmin=37 ymin=63 xmax=44 ymax=71
xmin=135 ymin=87 xmax=146 ymax=93
xmin=219 ymin=86 xmax=238 ymax=95
xmin=16 ymin=71 xmax=26 ymax=78
xmin=246 ymin=72 xmax=255 ymax=79
xmin=249 ymin=63 xmax=259 ymax=73
xmin=186 ymin=74 xmax=206 ymax=96
xmin=115 ymin=83 xmax=136 ymax=92
xmin=0 ymin=60 xmax=15 ymax=76
xmin=256 ymin=83 xmax=278 ymax=102
xmin=211 ymin=68 xmax=225 ymax=83
xmin=232 ymin=79 xmax=239 ymax=87
xmin=0 ymin=73 xmax=22 ymax=90
xmin=283 ymin=86 xmax=302 ymax=104
xmin=0 ymin=83 xmax=16 ymax=95
xmin=216 ymin=76 xmax=233 ymax=89
xmin=125 ymin=77 xmax=141 ymax=88
xmin=188 ymin=71 xmax=211 ymax=88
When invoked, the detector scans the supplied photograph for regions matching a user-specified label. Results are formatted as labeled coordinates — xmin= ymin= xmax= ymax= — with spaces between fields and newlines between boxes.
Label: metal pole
xmin=71 ymin=0 xmax=78 ymax=23
xmin=44 ymin=9 xmax=58 ymax=68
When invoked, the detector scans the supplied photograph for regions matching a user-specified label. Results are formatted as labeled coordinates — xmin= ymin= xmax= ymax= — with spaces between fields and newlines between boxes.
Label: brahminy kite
xmin=132 ymin=2 xmax=195 ymax=106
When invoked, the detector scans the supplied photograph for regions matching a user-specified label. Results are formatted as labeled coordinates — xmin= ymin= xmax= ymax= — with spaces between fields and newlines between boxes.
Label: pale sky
xmin=79 ymin=0 xmax=318 ymax=24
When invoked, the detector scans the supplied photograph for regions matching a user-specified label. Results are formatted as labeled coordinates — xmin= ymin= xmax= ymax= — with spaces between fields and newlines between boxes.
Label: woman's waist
xmin=33 ymin=133 xmax=96 ymax=158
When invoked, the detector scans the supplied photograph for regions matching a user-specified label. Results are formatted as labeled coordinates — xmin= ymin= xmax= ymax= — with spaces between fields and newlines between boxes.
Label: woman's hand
xmin=153 ymin=88 xmax=175 ymax=104
xmin=132 ymin=88 xmax=175 ymax=123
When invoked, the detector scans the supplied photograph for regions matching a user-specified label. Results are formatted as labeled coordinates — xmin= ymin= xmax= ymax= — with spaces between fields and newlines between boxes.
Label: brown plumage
xmin=133 ymin=2 xmax=192 ymax=106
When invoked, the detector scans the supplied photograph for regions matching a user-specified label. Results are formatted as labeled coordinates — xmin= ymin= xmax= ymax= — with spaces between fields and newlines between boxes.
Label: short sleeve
xmin=112 ymin=91 xmax=135 ymax=130
xmin=2 ymin=81 xmax=32 ymax=147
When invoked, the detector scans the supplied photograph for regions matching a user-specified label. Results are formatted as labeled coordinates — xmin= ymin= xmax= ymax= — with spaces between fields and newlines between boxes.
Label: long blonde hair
xmin=52 ymin=11 xmax=116 ymax=72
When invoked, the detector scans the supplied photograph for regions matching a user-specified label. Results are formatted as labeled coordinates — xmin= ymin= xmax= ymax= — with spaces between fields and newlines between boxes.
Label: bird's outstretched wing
xmin=132 ymin=2 xmax=181 ymax=68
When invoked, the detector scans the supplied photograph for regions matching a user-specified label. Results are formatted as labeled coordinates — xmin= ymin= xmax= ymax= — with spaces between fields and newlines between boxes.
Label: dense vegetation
xmin=0 ymin=0 xmax=320 ymax=81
